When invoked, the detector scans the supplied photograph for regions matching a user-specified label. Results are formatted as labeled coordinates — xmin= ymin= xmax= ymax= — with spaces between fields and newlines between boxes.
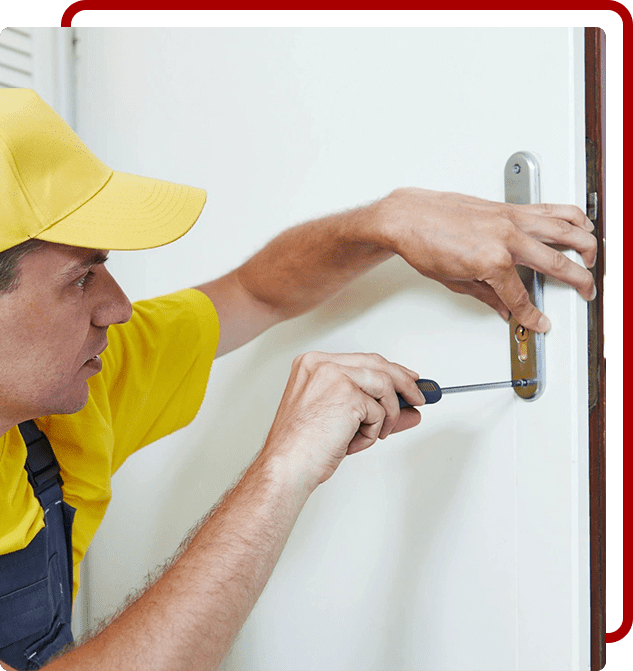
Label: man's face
xmin=0 ymin=242 xmax=133 ymax=428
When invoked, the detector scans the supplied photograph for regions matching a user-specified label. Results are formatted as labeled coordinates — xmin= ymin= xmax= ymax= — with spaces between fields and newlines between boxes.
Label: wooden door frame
xmin=585 ymin=26 xmax=606 ymax=671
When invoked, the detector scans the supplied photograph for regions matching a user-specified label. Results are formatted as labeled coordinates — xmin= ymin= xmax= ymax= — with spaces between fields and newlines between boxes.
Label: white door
xmin=72 ymin=27 xmax=589 ymax=670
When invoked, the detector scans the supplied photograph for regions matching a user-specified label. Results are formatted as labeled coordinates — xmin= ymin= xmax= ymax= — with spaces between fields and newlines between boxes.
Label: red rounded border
xmin=59 ymin=0 xmax=631 ymax=646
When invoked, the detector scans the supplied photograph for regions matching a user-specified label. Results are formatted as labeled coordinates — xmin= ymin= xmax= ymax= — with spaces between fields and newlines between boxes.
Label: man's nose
xmin=93 ymin=269 xmax=133 ymax=327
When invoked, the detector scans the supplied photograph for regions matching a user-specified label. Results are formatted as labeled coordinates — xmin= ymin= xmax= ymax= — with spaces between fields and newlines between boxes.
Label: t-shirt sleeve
xmin=97 ymin=288 xmax=220 ymax=472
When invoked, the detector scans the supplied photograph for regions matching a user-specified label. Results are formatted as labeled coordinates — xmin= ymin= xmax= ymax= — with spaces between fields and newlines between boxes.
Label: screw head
xmin=513 ymin=164 xmax=521 ymax=174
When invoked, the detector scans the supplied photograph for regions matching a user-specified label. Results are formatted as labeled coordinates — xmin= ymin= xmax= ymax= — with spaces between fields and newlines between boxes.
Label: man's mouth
xmin=83 ymin=343 xmax=107 ymax=367
xmin=82 ymin=354 xmax=103 ymax=373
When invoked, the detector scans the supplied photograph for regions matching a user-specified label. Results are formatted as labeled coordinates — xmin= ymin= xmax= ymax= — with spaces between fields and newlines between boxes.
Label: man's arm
xmin=196 ymin=188 xmax=597 ymax=358
xmin=196 ymin=199 xmax=393 ymax=358
xmin=43 ymin=448 xmax=310 ymax=671
xmin=17 ymin=353 xmax=421 ymax=671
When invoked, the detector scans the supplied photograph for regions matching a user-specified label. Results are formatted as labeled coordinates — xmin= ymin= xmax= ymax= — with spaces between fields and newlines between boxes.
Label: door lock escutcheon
xmin=504 ymin=151 xmax=545 ymax=401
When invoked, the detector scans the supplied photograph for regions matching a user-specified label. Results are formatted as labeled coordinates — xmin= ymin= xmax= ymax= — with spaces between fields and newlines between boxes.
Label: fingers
xmin=364 ymin=368 xmax=424 ymax=438
xmin=512 ymin=232 xmax=597 ymax=302
xmin=347 ymin=407 xmax=421 ymax=454
xmin=295 ymin=352 xmax=425 ymax=450
xmin=484 ymin=265 xmax=550 ymax=333
xmin=516 ymin=202 xmax=594 ymax=232
xmin=300 ymin=351 xmax=420 ymax=383
xmin=483 ymin=206 xmax=598 ymax=331
xmin=510 ymin=205 xmax=598 ymax=268
xmin=346 ymin=395 xmax=388 ymax=454
xmin=391 ymin=406 xmax=423 ymax=433
xmin=332 ymin=360 xmax=424 ymax=439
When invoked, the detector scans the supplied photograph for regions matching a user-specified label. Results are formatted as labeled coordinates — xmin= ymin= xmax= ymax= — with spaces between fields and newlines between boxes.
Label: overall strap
xmin=17 ymin=420 xmax=64 ymax=503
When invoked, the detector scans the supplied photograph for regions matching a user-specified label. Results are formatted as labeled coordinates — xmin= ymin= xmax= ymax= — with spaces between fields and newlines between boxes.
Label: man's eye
xmin=76 ymin=271 xmax=95 ymax=290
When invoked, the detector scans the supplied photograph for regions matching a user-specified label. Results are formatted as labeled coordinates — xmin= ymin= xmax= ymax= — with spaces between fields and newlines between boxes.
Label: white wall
xmin=73 ymin=28 xmax=589 ymax=670
xmin=0 ymin=27 xmax=74 ymax=123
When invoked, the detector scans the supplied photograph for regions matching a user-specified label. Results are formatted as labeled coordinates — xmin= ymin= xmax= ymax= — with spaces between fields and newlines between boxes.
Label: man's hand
xmin=377 ymin=188 xmax=598 ymax=332
xmin=262 ymin=352 xmax=425 ymax=490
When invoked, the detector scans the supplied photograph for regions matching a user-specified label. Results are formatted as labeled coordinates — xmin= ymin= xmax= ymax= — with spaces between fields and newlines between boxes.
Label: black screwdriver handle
xmin=397 ymin=379 xmax=443 ymax=408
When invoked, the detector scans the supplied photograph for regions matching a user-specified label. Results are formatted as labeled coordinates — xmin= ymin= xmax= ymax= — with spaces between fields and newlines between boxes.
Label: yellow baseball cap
xmin=0 ymin=88 xmax=207 ymax=253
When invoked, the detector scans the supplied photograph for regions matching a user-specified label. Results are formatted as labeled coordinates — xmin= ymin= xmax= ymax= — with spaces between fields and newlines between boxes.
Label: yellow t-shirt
xmin=0 ymin=288 xmax=220 ymax=605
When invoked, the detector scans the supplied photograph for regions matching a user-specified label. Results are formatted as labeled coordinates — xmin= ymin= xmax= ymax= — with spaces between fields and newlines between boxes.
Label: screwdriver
xmin=397 ymin=378 xmax=538 ymax=407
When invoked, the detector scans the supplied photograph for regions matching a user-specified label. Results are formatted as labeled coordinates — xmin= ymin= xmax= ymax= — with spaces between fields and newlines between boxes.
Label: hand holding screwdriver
xmin=397 ymin=378 xmax=536 ymax=407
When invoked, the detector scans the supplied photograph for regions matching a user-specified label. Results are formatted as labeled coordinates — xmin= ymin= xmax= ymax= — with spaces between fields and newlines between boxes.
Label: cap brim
xmin=36 ymin=170 xmax=207 ymax=251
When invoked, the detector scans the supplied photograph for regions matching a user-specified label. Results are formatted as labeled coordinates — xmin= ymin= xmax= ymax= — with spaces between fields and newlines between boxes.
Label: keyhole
xmin=515 ymin=325 xmax=529 ymax=361
xmin=515 ymin=325 xmax=529 ymax=342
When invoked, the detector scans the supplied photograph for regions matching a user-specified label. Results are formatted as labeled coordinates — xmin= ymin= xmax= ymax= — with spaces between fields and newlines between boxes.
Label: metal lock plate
xmin=504 ymin=152 xmax=545 ymax=400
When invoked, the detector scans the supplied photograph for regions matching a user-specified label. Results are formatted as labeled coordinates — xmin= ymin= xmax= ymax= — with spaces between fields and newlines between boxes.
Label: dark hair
xmin=0 ymin=239 xmax=48 ymax=293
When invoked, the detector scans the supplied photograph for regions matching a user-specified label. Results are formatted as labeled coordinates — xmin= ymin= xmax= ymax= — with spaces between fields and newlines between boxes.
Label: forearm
xmin=46 ymin=450 xmax=312 ymax=671
xmin=236 ymin=199 xmax=394 ymax=320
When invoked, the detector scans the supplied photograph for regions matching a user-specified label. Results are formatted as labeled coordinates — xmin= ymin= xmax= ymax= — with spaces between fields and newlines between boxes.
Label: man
xmin=0 ymin=89 xmax=596 ymax=671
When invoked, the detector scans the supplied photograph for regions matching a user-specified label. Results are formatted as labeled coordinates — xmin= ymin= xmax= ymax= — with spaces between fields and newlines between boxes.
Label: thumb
xmin=389 ymin=407 xmax=422 ymax=435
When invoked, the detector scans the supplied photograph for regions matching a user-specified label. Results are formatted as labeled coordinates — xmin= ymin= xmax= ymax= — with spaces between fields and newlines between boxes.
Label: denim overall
xmin=0 ymin=421 xmax=75 ymax=670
